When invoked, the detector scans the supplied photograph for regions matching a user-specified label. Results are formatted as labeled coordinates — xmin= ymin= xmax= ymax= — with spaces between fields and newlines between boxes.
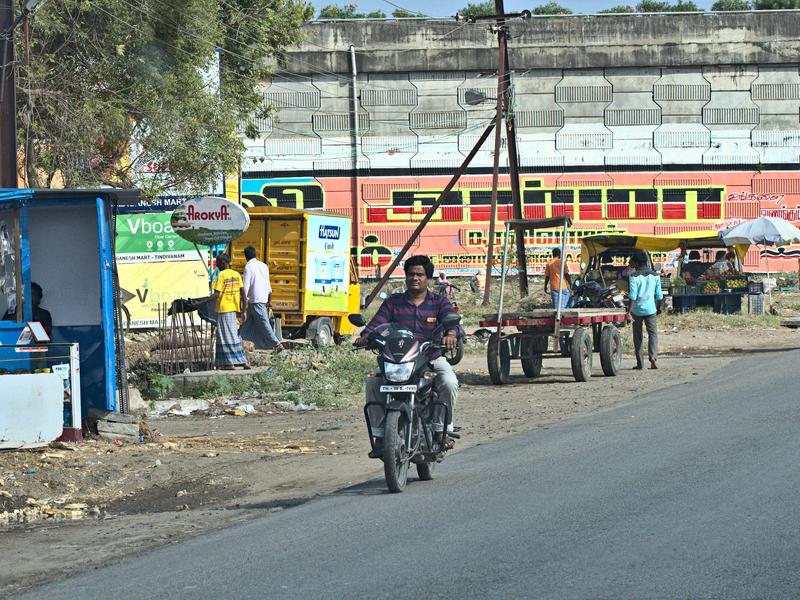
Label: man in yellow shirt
xmin=197 ymin=253 xmax=249 ymax=370
xmin=543 ymin=248 xmax=571 ymax=308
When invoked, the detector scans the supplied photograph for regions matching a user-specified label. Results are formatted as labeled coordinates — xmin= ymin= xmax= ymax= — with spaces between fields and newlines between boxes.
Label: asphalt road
xmin=18 ymin=349 xmax=800 ymax=600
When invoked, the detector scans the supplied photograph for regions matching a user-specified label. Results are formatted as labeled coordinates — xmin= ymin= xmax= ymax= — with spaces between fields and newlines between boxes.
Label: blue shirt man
xmin=628 ymin=268 xmax=664 ymax=317
xmin=626 ymin=251 xmax=663 ymax=370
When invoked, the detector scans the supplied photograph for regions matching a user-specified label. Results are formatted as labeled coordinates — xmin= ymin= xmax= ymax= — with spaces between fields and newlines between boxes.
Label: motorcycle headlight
xmin=383 ymin=362 xmax=414 ymax=383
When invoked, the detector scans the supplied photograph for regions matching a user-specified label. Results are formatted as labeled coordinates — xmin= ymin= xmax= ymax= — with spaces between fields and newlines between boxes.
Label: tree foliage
xmin=711 ymin=0 xmax=751 ymax=8
xmin=636 ymin=0 xmax=701 ymax=10
xmin=752 ymin=0 xmax=800 ymax=7
xmin=457 ymin=1 xmax=496 ymax=17
xmin=17 ymin=0 xmax=313 ymax=195
xmin=317 ymin=4 xmax=386 ymax=18
xmin=598 ymin=5 xmax=636 ymax=12
xmin=532 ymin=1 xmax=572 ymax=14
xmin=392 ymin=7 xmax=425 ymax=17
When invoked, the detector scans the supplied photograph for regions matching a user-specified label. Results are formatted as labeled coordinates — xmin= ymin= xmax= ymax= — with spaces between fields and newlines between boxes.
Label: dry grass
xmin=659 ymin=309 xmax=781 ymax=330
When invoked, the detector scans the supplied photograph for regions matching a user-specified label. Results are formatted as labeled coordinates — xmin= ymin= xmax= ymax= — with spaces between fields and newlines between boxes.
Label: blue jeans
xmin=550 ymin=290 xmax=571 ymax=308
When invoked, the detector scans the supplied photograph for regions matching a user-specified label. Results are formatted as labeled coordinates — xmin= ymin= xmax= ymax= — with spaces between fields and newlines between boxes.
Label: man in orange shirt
xmin=543 ymin=248 xmax=571 ymax=308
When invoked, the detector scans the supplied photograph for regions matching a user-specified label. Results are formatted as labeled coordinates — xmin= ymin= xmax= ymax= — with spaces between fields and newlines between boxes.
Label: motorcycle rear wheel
xmin=383 ymin=411 xmax=410 ymax=493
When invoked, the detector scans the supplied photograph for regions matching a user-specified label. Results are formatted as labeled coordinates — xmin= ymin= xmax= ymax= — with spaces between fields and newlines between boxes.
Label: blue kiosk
xmin=0 ymin=188 xmax=135 ymax=439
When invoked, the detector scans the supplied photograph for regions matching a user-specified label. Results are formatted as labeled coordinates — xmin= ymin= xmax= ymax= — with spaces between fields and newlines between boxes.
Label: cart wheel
xmin=487 ymin=332 xmax=511 ymax=385
xmin=599 ymin=325 xmax=622 ymax=377
xmin=520 ymin=337 xmax=543 ymax=378
xmin=570 ymin=327 xmax=593 ymax=382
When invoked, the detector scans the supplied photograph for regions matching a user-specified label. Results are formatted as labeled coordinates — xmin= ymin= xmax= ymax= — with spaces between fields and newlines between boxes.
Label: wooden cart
xmin=481 ymin=217 xmax=627 ymax=384
xmin=479 ymin=309 xmax=628 ymax=384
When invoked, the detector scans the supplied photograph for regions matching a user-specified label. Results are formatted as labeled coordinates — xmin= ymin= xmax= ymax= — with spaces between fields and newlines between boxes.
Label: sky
xmin=311 ymin=0 xmax=718 ymax=18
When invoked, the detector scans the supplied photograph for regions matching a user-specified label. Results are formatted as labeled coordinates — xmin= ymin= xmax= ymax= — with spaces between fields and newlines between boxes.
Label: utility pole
xmin=349 ymin=45 xmax=362 ymax=251
xmin=361 ymin=5 xmax=530 ymax=308
xmin=0 ymin=0 xmax=17 ymax=188
xmin=482 ymin=5 xmax=508 ymax=306
xmin=502 ymin=17 xmax=529 ymax=298
xmin=468 ymin=0 xmax=529 ymax=303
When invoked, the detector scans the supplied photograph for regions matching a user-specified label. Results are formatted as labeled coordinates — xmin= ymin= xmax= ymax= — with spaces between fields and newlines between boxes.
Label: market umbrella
xmin=718 ymin=216 xmax=800 ymax=292
xmin=718 ymin=216 xmax=800 ymax=247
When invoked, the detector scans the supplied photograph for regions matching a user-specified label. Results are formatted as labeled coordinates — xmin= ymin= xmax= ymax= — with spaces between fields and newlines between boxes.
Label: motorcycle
xmin=349 ymin=312 xmax=462 ymax=493
xmin=571 ymin=279 xmax=626 ymax=309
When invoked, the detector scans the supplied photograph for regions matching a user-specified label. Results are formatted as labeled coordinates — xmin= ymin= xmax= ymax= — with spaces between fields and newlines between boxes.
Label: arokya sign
xmin=170 ymin=196 xmax=250 ymax=245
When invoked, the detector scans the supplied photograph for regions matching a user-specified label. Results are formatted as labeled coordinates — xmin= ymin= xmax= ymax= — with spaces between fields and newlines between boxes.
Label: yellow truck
xmin=230 ymin=206 xmax=360 ymax=345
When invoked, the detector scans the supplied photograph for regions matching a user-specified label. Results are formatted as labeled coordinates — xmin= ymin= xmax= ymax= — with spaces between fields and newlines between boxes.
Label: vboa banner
xmin=116 ymin=212 xmax=209 ymax=329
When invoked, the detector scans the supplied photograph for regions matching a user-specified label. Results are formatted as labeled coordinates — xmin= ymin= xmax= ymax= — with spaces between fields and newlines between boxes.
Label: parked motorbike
xmin=571 ymin=279 xmax=626 ymax=309
xmin=349 ymin=313 xmax=462 ymax=493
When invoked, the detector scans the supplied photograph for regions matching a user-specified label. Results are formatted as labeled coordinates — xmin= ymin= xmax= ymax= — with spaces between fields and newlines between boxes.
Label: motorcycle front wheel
xmin=383 ymin=411 xmax=410 ymax=493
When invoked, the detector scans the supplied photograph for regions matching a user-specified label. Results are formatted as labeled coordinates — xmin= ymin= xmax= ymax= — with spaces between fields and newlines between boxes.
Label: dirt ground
xmin=1 ymin=322 xmax=799 ymax=596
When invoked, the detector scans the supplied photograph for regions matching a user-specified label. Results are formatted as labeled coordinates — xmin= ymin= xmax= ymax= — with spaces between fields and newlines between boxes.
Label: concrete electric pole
xmin=360 ymin=4 xmax=532 ymax=308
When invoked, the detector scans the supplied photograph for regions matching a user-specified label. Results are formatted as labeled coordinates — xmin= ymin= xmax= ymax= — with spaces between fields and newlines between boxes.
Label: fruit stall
xmin=668 ymin=234 xmax=754 ymax=314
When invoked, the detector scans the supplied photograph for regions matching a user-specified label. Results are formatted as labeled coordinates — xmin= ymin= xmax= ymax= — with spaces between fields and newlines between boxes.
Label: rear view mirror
xmin=440 ymin=313 xmax=462 ymax=327
xmin=348 ymin=314 xmax=366 ymax=327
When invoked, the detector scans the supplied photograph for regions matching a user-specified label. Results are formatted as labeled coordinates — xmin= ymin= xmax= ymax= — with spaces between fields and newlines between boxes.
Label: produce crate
xmin=748 ymin=281 xmax=763 ymax=294
xmin=670 ymin=285 xmax=687 ymax=296
xmin=660 ymin=276 xmax=671 ymax=293
xmin=672 ymin=295 xmax=696 ymax=313
xmin=724 ymin=277 xmax=749 ymax=291
xmin=748 ymin=293 xmax=765 ymax=316
xmin=713 ymin=293 xmax=742 ymax=315
xmin=685 ymin=284 xmax=700 ymax=296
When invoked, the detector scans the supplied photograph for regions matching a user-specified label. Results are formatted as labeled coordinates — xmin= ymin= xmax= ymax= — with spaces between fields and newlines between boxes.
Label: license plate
xmin=380 ymin=385 xmax=417 ymax=393
xmin=612 ymin=294 xmax=624 ymax=302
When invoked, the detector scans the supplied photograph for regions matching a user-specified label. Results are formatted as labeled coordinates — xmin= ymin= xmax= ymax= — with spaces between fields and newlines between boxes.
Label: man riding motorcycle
xmin=354 ymin=255 xmax=460 ymax=458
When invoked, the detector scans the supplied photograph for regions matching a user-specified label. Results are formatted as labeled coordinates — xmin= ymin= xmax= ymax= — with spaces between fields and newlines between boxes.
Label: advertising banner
xmin=170 ymin=196 xmax=250 ymax=245
xmin=304 ymin=214 xmax=350 ymax=313
xmin=116 ymin=212 xmax=209 ymax=328
xmin=116 ymin=212 xmax=197 ymax=258
xmin=117 ymin=261 xmax=209 ymax=328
